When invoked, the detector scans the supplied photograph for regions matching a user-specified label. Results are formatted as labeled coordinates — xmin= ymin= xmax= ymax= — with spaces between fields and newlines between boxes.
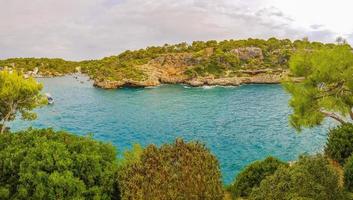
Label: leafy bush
xmin=0 ymin=128 xmax=120 ymax=200
xmin=229 ymin=156 xmax=287 ymax=198
xmin=325 ymin=124 xmax=353 ymax=165
xmin=344 ymin=155 xmax=353 ymax=192
xmin=118 ymin=139 xmax=224 ymax=200
xmin=250 ymin=154 xmax=344 ymax=200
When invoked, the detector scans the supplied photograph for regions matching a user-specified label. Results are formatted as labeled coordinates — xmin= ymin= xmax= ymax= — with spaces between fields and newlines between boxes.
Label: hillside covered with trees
xmin=0 ymin=38 xmax=346 ymax=89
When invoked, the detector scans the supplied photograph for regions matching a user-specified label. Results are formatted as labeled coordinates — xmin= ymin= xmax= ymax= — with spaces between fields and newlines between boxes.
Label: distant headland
xmin=0 ymin=38 xmax=339 ymax=89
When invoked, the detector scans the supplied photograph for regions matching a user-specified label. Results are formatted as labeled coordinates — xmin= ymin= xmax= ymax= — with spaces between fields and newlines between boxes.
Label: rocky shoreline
xmin=93 ymin=69 xmax=287 ymax=89
xmin=2 ymin=65 xmax=288 ymax=89
xmin=91 ymin=49 xmax=291 ymax=89
xmin=2 ymin=48 xmax=292 ymax=89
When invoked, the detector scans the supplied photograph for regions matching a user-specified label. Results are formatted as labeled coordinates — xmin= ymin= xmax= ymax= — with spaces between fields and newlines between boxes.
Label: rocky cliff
xmin=92 ymin=49 xmax=288 ymax=89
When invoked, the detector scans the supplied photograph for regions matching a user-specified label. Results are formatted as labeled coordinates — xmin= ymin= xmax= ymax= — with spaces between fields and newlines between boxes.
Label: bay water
xmin=10 ymin=75 xmax=331 ymax=184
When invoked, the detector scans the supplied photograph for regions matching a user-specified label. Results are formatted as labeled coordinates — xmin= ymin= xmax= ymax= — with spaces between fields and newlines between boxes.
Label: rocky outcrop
xmin=91 ymin=51 xmax=287 ymax=89
xmin=230 ymin=47 xmax=263 ymax=61
xmin=93 ymin=79 xmax=160 ymax=89
xmin=185 ymin=77 xmax=240 ymax=86
xmin=93 ymin=68 xmax=287 ymax=89
xmin=184 ymin=71 xmax=285 ymax=87
xmin=150 ymin=53 xmax=200 ymax=67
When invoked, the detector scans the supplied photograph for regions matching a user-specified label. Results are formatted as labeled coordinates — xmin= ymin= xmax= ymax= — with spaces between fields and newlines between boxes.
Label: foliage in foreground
xmin=325 ymin=124 xmax=353 ymax=165
xmin=283 ymin=45 xmax=353 ymax=131
xmin=344 ymin=154 xmax=353 ymax=192
xmin=118 ymin=139 xmax=224 ymax=200
xmin=250 ymin=154 xmax=344 ymax=200
xmin=0 ymin=128 xmax=120 ymax=200
xmin=229 ymin=156 xmax=287 ymax=198
xmin=0 ymin=70 xmax=46 ymax=134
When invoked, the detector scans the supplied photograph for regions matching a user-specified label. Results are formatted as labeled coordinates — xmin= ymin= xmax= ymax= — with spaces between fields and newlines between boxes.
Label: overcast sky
xmin=1 ymin=0 xmax=352 ymax=60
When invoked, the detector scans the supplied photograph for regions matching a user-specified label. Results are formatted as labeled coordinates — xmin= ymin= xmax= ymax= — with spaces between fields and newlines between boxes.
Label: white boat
xmin=45 ymin=93 xmax=54 ymax=104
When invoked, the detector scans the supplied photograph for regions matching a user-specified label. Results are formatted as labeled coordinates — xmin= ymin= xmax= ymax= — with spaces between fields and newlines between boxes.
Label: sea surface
xmin=10 ymin=75 xmax=333 ymax=184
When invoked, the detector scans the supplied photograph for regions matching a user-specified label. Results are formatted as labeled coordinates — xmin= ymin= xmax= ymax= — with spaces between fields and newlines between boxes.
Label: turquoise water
xmin=11 ymin=75 xmax=332 ymax=184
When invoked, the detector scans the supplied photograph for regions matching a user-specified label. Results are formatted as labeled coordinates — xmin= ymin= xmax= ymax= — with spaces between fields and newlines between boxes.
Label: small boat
xmin=45 ymin=93 xmax=54 ymax=104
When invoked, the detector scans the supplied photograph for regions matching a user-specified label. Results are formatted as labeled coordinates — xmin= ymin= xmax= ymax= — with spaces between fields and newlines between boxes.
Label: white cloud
xmin=270 ymin=0 xmax=353 ymax=35
xmin=0 ymin=0 xmax=350 ymax=60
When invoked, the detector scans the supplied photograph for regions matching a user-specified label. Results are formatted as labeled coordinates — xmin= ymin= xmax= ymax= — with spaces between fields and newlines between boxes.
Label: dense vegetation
xmin=0 ymin=128 xmax=120 ymax=200
xmin=118 ymin=139 xmax=224 ymax=200
xmin=250 ymin=155 xmax=345 ymax=200
xmin=325 ymin=124 xmax=353 ymax=165
xmin=229 ymin=157 xmax=287 ymax=198
xmin=0 ymin=38 xmax=340 ymax=83
xmin=0 ymin=70 xmax=46 ymax=134
xmin=5 ymin=127 xmax=353 ymax=200
xmin=0 ymin=128 xmax=224 ymax=199
xmin=344 ymin=155 xmax=353 ymax=192
xmin=284 ymin=45 xmax=353 ymax=130
xmin=0 ymin=58 xmax=78 ymax=76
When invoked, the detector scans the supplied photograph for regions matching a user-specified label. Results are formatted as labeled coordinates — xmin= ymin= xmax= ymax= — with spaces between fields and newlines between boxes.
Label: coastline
xmin=92 ymin=69 xmax=288 ymax=89
xmin=25 ymin=69 xmax=300 ymax=90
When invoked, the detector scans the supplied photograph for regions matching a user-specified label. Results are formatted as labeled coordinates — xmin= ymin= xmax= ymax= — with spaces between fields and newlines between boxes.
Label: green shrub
xmin=344 ymin=155 xmax=353 ymax=191
xmin=118 ymin=139 xmax=224 ymax=200
xmin=250 ymin=154 xmax=344 ymax=200
xmin=229 ymin=156 xmax=287 ymax=198
xmin=0 ymin=128 xmax=120 ymax=200
xmin=325 ymin=124 xmax=353 ymax=165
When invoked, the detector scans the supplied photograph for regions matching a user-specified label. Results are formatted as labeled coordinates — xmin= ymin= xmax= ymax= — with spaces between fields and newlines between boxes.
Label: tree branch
xmin=0 ymin=101 xmax=14 ymax=134
xmin=0 ymin=110 xmax=12 ymax=134
xmin=320 ymin=110 xmax=347 ymax=124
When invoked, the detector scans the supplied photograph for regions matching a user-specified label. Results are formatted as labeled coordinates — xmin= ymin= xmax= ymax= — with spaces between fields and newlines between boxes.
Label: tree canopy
xmin=283 ymin=45 xmax=353 ymax=130
xmin=325 ymin=124 xmax=353 ymax=165
xmin=250 ymin=155 xmax=344 ymax=200
xmin=118 ymin=139 xmax=224 ymax=200
xmin=0 ymin=128 xmax=120 ymax=200
xmin=0 ymin=70 xmax=46 ymax=133
xmin=230 ymin=156 xmax=287 ymax=198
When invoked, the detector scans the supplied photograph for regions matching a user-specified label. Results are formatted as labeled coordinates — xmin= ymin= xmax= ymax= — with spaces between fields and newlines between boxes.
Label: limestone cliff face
xmin=230 ymin=47 xmax=263 ymax=61
xmin=149 ymin=53 xmax=196 ymax=84
xmin=93 ymin=48 xmax=288 ymax=89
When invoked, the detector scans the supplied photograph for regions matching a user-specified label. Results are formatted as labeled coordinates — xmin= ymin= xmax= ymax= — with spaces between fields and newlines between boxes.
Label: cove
xmin=10 ymin=75 xmax=332 ymax=184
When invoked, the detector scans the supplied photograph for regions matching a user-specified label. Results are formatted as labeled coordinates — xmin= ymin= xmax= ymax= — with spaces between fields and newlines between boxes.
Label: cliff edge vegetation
xmin=0 ymin=38 xmax=347 ymax=89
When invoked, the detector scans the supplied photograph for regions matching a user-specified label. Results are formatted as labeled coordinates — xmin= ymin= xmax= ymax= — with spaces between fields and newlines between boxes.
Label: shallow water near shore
xmin=11 ymin=75 xmax=332 ymax=184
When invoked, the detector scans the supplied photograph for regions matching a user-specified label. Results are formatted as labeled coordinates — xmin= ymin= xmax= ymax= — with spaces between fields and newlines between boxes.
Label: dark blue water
xmin=10 ymin=75 xmax=333 ymax=184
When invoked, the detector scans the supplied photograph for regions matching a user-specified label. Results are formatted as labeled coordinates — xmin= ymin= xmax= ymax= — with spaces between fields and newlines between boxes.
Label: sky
xmin=1 ymin=0 xmax=353 ymax=60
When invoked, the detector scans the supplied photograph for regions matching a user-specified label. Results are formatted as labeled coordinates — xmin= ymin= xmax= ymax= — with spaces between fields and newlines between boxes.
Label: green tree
xmin=119 ymin=139 xmax=224 ymax=200
xmin=0 ymin=70 xmax=46 ymax=133
xmin=336 ymin=36 xmax=348 ymax=45
xmin=344 ymin=154 xmax=353 ymax=192
xmin=0 ymin=128 xmax=120 ymax=200
xmin=118 ymin=143 xmax=143 ymax=168
xmin=325 ymin=124 xmax=353 ymax=165
xmin=229 ymin=156 xmax=287 ymax=198
xmin=283 ymin=45 xmax=353 ymax=130
xmin=250 ymin=155 xmax=344 ymax=200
